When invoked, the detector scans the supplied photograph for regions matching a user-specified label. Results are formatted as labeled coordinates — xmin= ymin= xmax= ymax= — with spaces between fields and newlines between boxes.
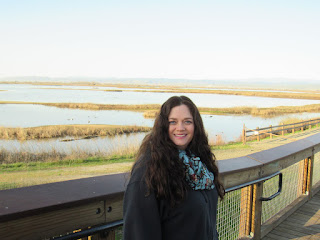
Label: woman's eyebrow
xmin=168 ymin=117 xmax=193 ymax=120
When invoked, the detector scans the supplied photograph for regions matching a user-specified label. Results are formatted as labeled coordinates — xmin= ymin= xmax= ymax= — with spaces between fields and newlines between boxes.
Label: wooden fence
xmin=1 ymin=133 xmax=320 ymax=240
xmin=242 ymin=118 xmax=320 ymax=144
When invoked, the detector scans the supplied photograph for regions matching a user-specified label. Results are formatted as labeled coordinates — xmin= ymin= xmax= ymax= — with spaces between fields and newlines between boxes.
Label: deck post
xmin=257 ymin=127 xmax=260 ymax=142
xmin=307 ymin=155 xmax=314 ymax=199
xmin=251 ymin=182 xmax=263 ymax=240
xmin=297 ymin=159 xmax=306 ymax=196
xmin=269 ymin=125 xmax=272 ymax=139
xmin=239 ymin=186 xmax=253 ymax=238
xmin=302 ymin=158 xmax=309 ymax=194
xmin=300 ymin=155 xmax=314 ymax=199
xmin=282 ymin=123 xmax=284 ymax=136
xmin=243 ymin=124 xmax=246 ymax=145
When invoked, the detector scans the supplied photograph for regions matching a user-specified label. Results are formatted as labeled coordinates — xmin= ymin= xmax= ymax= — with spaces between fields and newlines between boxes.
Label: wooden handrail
xmin=245 ymin=118 xmax=320 ymax=133
xmin=243 ymin=118 xmax=320 ymax=144
xmin=1 ymin=133 xmax=320 ymax=239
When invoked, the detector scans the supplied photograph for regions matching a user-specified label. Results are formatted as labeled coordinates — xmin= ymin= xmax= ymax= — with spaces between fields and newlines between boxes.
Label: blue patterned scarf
xmin=179 ymin=150 xmax=215 ymax=190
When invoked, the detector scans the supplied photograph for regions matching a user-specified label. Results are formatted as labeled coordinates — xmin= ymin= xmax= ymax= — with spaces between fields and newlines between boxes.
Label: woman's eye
xmin=169 ymin=121 xmax=176 ymax=125
xmin=185 ymin=121 xmax=193 ymax=124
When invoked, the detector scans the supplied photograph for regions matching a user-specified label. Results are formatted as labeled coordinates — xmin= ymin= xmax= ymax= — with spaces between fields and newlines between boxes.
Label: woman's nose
xmin=176 ymin=122 xmax=185 ymax=130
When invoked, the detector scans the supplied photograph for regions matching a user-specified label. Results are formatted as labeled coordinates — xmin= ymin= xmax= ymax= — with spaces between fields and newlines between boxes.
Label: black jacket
xmin=123 ymin=164 xmax=219 ymax=240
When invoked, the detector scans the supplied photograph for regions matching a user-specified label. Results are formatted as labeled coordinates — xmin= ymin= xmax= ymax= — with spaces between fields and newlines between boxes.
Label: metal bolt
xmin=96 ymin=208 xmax=101 ymax=214
xmin=107 ymin=206 xmax=112 ymax=212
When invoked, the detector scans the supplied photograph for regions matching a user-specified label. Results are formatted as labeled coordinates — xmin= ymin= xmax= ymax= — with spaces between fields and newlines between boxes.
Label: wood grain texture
xmin=262 ymin=191 xmax=320 ymax=240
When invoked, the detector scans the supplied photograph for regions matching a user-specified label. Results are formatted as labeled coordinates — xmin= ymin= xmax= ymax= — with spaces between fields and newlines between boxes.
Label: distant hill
xmin=0 ymin=76 xmax=319 ymax=90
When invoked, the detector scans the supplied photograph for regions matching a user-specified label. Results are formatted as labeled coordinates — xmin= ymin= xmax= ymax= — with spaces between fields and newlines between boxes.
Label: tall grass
xmin=200 ymin=104 xmax=320 ymax=117
xmin=0 ymin=136 xmax=140 ymax=165
xmin=278 ymin=117 xmax=303 ymax=125
xmin=0 ymin=101 xmax=161 ymax=111
xmin=209 ymin=133 xmax=227 ymax=146
xmin=0 ymin=124 xmax=151 ymax=140
xmin=143 ymin=110 xmax=159 ymax=118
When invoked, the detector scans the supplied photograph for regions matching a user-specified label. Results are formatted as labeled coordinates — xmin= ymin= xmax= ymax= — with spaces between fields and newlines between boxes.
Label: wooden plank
xmin=104 ymin=194 xmax=124 ymax=222
xmin=259 ymin=150 xmax=314 ymax=177
xmin=295 ymin=206 xmax=320 ymax=216
xmin=280 ymin=221 xmax=320 ymax=235
xmin=264 ymin=232 xmax=292 ymax=240
xmin=269 ymin=228 xmax=306 ymax=238
xmin=290 ymin=211 xmax=320 ymax=223
xmin=0 ymin=173 xmax=127 ymax=222
xmin=271 ymin=226 xmax=306 ymax=237
xmin=261 ymin=194 xmax=308 ymax=237
xmin=261 ymin=236 xmax=278 ymax=240
xmin=0 ymin=201 xmax=106 ymax=240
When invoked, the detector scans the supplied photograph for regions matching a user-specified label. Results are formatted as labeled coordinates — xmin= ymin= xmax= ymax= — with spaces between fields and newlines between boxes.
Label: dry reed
xmin=0 ymin=125 xmax=151 ymax=140
xmin=143 ymin=110 xmax=159 ymax=118
xmin=209 ymin=133 xmax=226 ymax=146
xmin=0 ymin=135 xmax=141 ymax=164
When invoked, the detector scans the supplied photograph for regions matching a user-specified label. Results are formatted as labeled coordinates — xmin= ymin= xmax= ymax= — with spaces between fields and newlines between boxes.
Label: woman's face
xmin=168 ymin=104 xmax=194 ymax=150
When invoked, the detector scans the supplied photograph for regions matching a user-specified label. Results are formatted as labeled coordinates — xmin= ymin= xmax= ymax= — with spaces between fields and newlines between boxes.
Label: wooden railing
xmin=242 ymin=118 xmax=320 ymax=144
xmin=1 ymin=133 xmax=320 ymax=240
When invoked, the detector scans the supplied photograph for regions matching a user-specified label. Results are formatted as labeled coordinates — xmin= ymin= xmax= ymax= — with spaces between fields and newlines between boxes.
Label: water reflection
xmin=0 ymin=104 xmax=153 ymax=127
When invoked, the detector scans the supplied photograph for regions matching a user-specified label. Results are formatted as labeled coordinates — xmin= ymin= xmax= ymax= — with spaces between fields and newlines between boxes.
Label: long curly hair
xmin=132 ymin=96 xmax=225 ymax=206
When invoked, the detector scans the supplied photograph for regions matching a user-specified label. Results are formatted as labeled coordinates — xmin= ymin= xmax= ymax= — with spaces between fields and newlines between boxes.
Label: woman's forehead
xmin=168 ymin=105 xmax=193 ymax=118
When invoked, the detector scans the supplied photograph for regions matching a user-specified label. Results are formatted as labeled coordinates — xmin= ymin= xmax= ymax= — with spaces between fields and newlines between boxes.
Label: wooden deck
xmin=262 ymin=191 xmax=320 ymax=240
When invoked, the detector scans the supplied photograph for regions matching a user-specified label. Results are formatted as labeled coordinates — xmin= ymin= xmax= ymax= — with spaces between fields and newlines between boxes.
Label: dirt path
xmin=215 ymin=127 xmax=320 ymax=160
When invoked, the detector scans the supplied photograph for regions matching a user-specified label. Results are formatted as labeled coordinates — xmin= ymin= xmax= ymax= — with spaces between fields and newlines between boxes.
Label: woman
xmin=123 ymin=96 xmax=225 ymax=240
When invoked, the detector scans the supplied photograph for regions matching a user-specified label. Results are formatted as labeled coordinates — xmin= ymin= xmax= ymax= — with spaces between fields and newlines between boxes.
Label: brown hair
xmin=132 ymin=96 xmax=224 ymax=206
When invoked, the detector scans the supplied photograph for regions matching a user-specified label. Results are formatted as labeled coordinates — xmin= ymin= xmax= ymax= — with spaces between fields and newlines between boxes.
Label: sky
xmin=0 ymin=0 xmax=319 ymax=81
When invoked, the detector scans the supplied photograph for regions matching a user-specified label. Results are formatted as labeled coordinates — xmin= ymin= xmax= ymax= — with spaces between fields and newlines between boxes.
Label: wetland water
xmin=1 ymin=83 xmax=320 ymax=153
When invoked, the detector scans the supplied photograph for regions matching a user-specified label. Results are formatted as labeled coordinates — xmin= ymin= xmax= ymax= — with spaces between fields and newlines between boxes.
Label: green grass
xmin=0 ymin=154 xmax=135 ymax=173
xmin=212 ymin=141 xmax=250 ymax=150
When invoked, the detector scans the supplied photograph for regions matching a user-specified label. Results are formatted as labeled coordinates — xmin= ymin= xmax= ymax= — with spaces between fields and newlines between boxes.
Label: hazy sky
xmin=0 ymin=0 xmax=319 ymax=81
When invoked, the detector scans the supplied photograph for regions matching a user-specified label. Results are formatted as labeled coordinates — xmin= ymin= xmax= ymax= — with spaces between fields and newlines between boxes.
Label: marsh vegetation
xmin=2 ymin=101 xmax=320 ymax=117
xmin=0 ymin=124 xmax=151 ymax=140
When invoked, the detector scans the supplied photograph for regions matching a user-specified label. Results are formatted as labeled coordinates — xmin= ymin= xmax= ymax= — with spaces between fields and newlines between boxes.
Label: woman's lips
xmin=174 ymin=134 xmax=187 ymax=138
